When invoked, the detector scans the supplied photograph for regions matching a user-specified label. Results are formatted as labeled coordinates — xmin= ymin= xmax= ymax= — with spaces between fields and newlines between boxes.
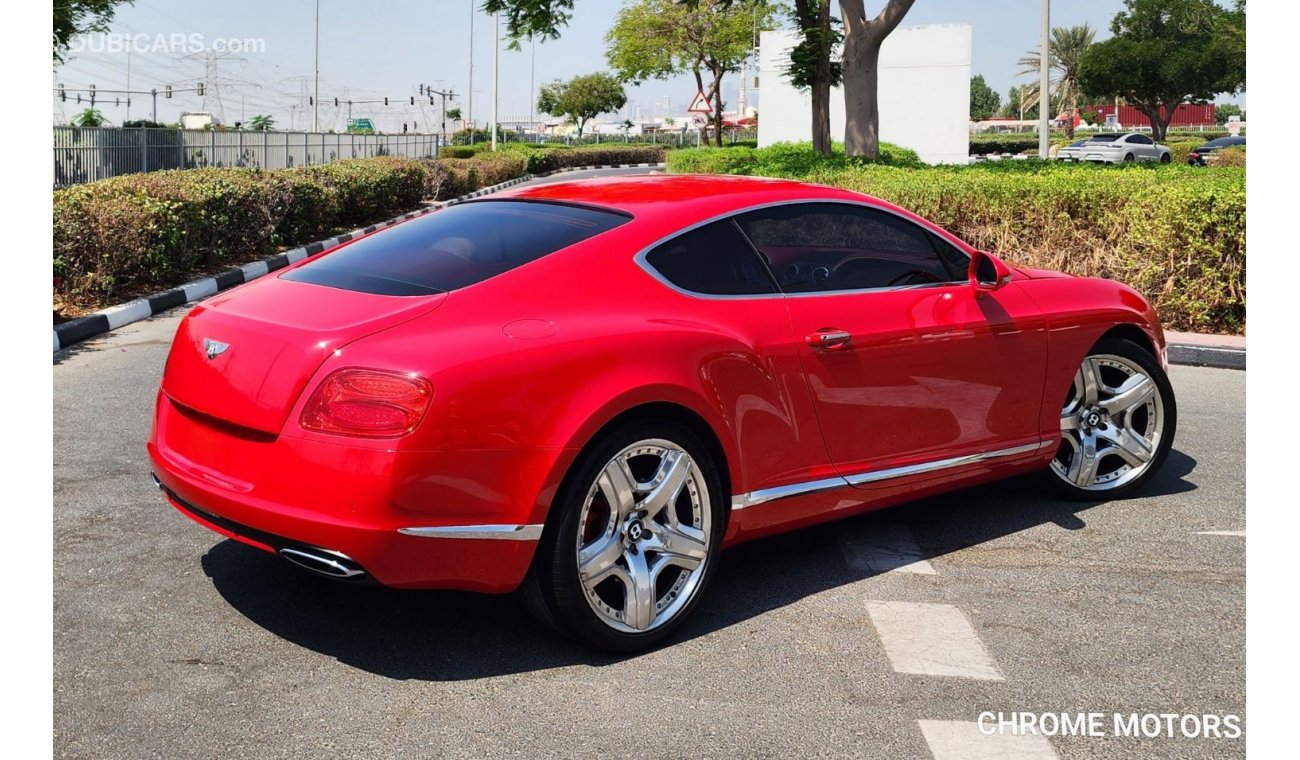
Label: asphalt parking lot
xmin=54 ymin=306 xmax=1245 ymax=760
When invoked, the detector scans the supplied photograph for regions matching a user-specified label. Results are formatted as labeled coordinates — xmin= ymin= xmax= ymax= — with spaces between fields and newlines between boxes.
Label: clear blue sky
xmin=52 ymin=0 xmax=1241 ymax=130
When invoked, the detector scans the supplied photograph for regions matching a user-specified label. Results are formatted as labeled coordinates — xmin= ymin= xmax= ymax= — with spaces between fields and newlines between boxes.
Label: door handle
xmin=805 ymin=329 xmax=852 ymax=351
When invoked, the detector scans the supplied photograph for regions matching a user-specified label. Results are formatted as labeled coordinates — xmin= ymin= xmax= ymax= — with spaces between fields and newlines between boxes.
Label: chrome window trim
xmin=632 ymin=197 xmax=974 ymax=302
xmin=398 ymin=524 xmax=544 ymax=540
xmin=730 ymin=440 xmax=1052 ymax=511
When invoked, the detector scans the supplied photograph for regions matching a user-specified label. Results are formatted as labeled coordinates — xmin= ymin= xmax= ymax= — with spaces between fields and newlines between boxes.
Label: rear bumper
xmin=148 ymin=393 xmax=555 ymax=592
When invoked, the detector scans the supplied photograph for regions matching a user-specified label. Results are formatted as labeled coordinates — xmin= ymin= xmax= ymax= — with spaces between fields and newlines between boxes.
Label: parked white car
xmin=1056 ymin=133 xmax=1172 ymax=164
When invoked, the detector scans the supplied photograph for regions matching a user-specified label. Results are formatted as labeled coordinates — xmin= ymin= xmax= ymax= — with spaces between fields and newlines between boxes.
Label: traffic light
xmin=334 ymin=98 xmax=339 ymax=107
xmin=403 ymin=123 xmax=408 ymax=133
xmin=196 ymin=82 xmax=204 ymax=96
xmin=410 ymin=96 xmax=415 ymax=105
xmin=165 ymin=85 xmax=172 ymax=99
xmin=384 ymin=97 xmax=389 ymax=106
xmin=308 ymin=96 xmax=313 ymax=105
xmin=419 ymin=83 xmax=424 ymax=95
xmin=58 ymin=84 xmax=65 ymax=101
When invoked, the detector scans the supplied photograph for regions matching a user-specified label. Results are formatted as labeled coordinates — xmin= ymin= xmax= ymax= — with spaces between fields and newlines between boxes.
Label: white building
xmin=758 ymin=24 xmax=972 ymax=164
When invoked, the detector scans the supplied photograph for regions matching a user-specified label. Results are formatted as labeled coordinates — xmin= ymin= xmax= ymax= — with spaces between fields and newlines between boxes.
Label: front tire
xmin=1044 ymin=337 xmax=1177 ymax=500
xmin=1160 ymin=152 xmax=1171 ymax=164
xmin=523 ymin=419 xmax=725 ymax=652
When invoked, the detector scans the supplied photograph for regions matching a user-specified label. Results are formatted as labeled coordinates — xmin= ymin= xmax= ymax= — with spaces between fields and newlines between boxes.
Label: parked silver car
xmin=1056 ymin=133 xmax=1172 ymax=164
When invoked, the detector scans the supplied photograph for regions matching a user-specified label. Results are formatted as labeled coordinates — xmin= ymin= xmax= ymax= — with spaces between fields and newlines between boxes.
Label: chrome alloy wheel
xmin=575 ymin=439 xmax=711 ymax=633
xmin=1052 ymin=354 xmax=1166 ymax=491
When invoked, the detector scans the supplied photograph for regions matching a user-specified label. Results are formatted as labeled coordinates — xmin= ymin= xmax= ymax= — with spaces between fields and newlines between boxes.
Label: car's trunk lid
xmin=162 ymin=276 xmax=446 ymax=435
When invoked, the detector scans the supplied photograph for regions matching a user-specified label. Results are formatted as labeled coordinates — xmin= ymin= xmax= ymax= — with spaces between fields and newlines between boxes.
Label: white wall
xmin=758 ymin=24 xmax=972 ymax=164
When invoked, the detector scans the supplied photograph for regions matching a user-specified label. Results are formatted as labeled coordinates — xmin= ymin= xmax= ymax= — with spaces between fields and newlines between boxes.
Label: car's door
xmin=1127 ymin=134 xmax=1156 ymax=160
xmin=734 ymin=202 xmax=1049 ymax=483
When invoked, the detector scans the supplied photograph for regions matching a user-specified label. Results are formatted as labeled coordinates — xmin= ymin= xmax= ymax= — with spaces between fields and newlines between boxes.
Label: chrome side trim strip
xmin=843 ymin=441 xmax=1050 ymax=487
xmin=731 ymin=475 xmax=850 ymax=511
xmin=731 ymin=441 xmax=1051 ymax=510
xmin=398 ymin=524 xmax=544 ymax=540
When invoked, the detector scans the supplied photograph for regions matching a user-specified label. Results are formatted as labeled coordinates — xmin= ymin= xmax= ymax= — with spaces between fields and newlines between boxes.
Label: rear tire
xmin=523 ymin=419 xmax=725 ymax=652
xmin=1123 ymin=153 xmax=1135 ymax=162
xmin=1160 ymin=152 xmax=1171 ymax=164
xmin=1042 ymin=337 xmax=1177 ymax=500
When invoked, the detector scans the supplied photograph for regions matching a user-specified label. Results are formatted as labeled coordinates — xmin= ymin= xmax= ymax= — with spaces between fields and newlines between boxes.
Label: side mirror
xmin=970 ymin=250 xmax=1013 ymax=292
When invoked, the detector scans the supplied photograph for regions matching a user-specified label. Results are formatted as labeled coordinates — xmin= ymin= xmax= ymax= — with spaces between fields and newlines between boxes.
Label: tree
xmin=1078 ymin=0 xmax=1246 ymax=142
xmin=784 ymin=1 xmax=841 ymax=155
xmin=969 ymin=75 xmax=1000 ymax=122
xmin=72 ymin=108 xmax=103 ymax=127
xmin=1000 ymin=85 xmax=1038 ymax=121
xmin=54 ymin=0 xmax=133 ymax=64
xmin=1017 ymin=24 xmax=1096 ymax=139
xmin=606 ymin=0 xmax=776 ymax=148
xmin=446 ymin=107 xmax=463 ymax=125
xmin=838 ymin=0 xmax=916 ymax=158
xmin=248 ymin=114 xmax=275 ymax=131
xmin=1215 ymin=103 xmax=1243 ymax=125
xmin=536 ymin=72 xmax=626 ymax=138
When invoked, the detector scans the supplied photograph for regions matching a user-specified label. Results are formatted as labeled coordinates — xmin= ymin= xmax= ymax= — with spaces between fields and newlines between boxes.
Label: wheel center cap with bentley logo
xmin=626 ymin=521 xmax=644 ymax=542
xmin=1085 ymin=411 xmax=1102 ymax=427
xmin=203 ymin=339 xmax=230 ymax=360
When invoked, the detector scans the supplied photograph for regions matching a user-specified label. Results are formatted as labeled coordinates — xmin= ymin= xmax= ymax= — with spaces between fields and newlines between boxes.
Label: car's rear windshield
xmin=283 ymin=200 xmax=630 ymax=296
xmin=1088 ymin=135 xmax=1122 ymax=142
xmin=1203 ymin=136 xmax=1245 ymax=148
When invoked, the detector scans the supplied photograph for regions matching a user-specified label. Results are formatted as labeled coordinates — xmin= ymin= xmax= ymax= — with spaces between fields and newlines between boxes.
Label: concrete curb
xmin=1168 ymin=344 xmax=1246 ymax=370
xmin=52 ymin=162 xmax=666 ymax=352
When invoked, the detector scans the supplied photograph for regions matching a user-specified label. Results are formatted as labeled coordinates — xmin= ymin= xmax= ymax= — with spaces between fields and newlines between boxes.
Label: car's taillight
xmin=300 ymin=368 xmax=432 ymax=438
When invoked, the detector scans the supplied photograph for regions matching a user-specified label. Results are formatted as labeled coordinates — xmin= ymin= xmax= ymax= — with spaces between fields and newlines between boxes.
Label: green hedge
xmin=667 ymin=144 xmax=1245 ymax=333
xmin=54 ymin=145 xmax=667 ymax=312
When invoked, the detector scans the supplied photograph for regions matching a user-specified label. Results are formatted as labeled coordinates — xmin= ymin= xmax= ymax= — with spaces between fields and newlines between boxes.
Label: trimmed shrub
xmin=1214 ymin=145 xmax=1246 ymax=168
xmin=667 ymin=143 xmax=1245 ymax=333
xmin=287 ymin=157 xmax=426 ymax=226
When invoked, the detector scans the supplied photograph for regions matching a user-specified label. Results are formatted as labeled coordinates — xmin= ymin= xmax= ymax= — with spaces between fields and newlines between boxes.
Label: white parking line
xmin=918 ymin=720 xmax=1059 ymax=760
xmin=1196 ymin=530 xmax=1245 ymax=537
xmin=866 ymin=601 xmax=1003 ymax=680
xmin=839 ymin=522 xmax=936 ymax=575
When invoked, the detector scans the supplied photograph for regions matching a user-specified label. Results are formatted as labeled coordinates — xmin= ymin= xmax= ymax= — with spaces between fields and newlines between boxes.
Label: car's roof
xmin=496 ymin=173 xmax=866 ymax=224
xmin=1203 ymin=136 xmax=1245 ymax=147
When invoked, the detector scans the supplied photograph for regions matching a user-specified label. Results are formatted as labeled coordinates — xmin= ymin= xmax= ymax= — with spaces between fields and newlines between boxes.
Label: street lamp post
xmin=491 ymin=11 xmax=499 ymax=151
xmin=468 ymin=1 xmax=475 ymax=142
xmin=313 ymin=0 xmax=320 ymax=132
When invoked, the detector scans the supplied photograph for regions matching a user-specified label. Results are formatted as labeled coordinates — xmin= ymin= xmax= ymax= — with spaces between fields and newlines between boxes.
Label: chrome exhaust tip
xmin=150 ymin=473 xmax=163 ymax=490
xmin=278 ymin=546 xmax=366 ymax=579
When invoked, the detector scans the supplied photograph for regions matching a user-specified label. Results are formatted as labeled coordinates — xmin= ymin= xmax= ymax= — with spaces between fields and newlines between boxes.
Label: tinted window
xmin=1089 ymin=135 xmax=1122 ymax=143
xmin=283 ymin=201 xmax=629 ymax=296
xmin=735 ymin=203 xmax=967 ymax=293
xmin=1203 ymin=136 xmax=1245 ymax=149
xmin=1128 ymin=134 xmax=1154 ymax=145
xmin=644 ymin=220 xmax=777 ymax=296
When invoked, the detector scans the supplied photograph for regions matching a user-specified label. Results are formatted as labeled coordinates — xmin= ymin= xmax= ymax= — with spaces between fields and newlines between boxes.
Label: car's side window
xmin=644 ymin=219 xmax=778 ymax=296
xmin=734 ymin=203 xmax=967 ymax=293
xmin=1130 ymin=135 xmax=1153 ymax=145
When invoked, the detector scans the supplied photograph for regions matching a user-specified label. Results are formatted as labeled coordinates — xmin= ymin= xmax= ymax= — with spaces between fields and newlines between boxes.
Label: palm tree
xmin=1017 ymin=23 xmax=1095 ymax=138
xmin=248 ymin=114 xmax=275 ymax=131
xmin=72 ymin=108 xmax=104 ymax=127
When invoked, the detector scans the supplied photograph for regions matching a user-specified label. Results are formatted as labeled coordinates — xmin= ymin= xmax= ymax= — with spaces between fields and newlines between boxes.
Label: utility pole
xmin=151 ymin=89 xmax=157 ymax=123
xmin=491 ymin=11 xmax=499 ymax=150
xmin=125 ymin=47 xmax=131 ymax=121
xmin=1038 ymin=0 xmax=1050 ymax=158
xmin=313 ymin=0 xmax=320 ymax=132
xmin=468 ymin=1 xmax=475 ymax=137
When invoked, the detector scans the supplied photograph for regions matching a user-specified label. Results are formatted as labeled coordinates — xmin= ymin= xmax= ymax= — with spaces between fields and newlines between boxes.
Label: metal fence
xmin=53 ymin=127 xmax=443 ymax=187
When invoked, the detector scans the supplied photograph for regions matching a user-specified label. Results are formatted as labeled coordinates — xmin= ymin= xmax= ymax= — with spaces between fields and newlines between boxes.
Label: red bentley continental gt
xmin=149 ymin=174 xmax=1177 ymax=651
